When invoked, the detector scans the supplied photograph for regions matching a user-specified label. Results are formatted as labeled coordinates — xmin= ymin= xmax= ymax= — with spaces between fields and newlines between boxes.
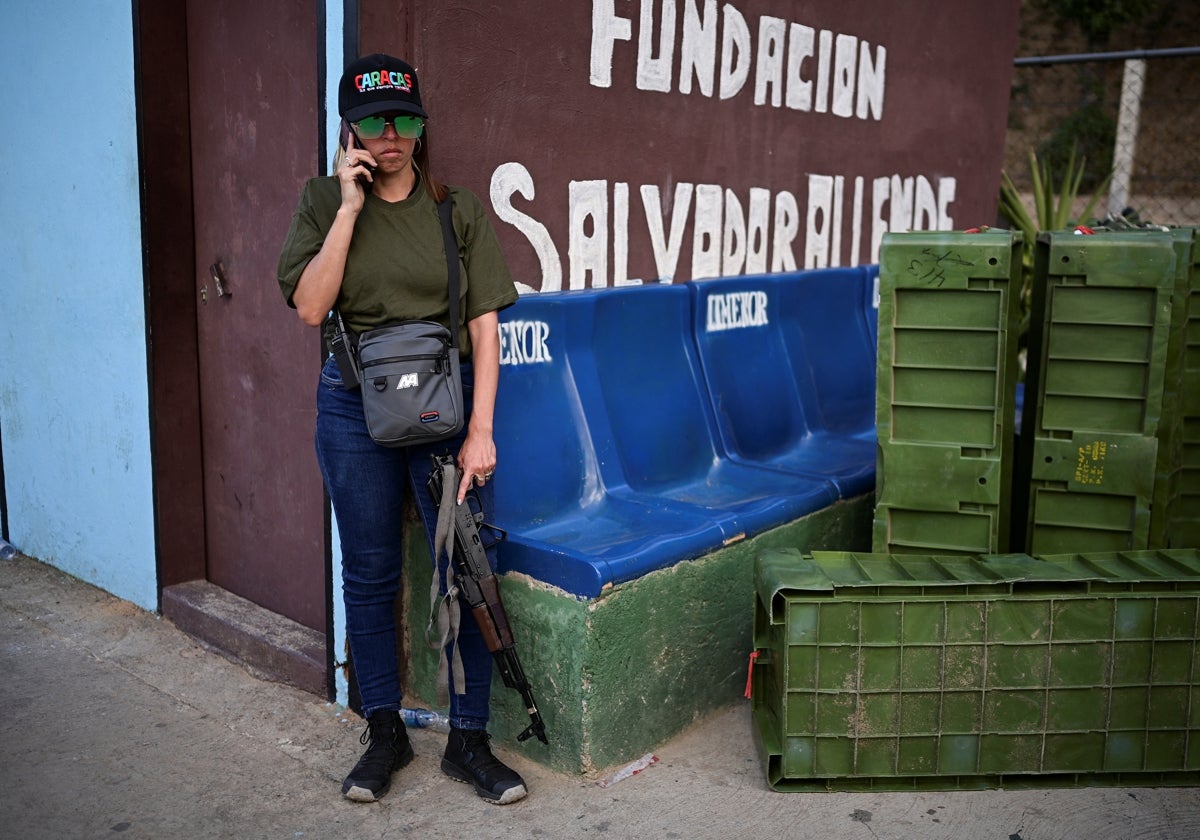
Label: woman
xmin=276 ymin=54 xmax=523 ymax=805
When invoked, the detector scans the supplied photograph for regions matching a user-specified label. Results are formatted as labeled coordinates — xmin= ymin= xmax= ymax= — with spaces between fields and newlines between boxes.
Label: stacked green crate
xmin=1168 ymin=229 xmax=1200 ymax=548
xmin=750 ymin=547 xmax=1200 ymax=791
xmin=1152 ymin=228 xmax=1197 ymax=547
xmin=874 ymin=231 xmax=1024 ymax=555
xmin=1016 ymin=232 xmax=1177 ymax=554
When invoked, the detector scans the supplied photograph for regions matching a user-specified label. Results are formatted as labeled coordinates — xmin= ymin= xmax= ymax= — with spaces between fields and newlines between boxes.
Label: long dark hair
xmin=414 ymin=123 xmax=448 ymax=203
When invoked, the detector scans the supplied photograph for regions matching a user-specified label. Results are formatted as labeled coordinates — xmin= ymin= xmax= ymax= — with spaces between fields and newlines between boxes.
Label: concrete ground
xmin=3 ymin=554 xmax=1199 ymax=840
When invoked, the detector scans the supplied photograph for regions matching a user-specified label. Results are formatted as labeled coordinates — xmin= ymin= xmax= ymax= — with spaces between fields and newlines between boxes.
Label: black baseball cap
xmin=339 ymin=54 xmax=428 ymax=121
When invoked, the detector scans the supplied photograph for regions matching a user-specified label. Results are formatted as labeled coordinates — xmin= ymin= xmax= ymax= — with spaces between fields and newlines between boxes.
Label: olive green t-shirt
xmin=276 ymin=177 xmax=518 ymax=359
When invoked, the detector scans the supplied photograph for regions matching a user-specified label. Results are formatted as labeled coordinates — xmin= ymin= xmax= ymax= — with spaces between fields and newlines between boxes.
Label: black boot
xmin=341 ymin=710 xmax=414 ymax=802
xmin=441 ymin=726 xmax=528 ymax=805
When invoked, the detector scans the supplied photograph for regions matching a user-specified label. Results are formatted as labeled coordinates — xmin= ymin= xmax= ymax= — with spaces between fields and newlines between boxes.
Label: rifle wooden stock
xmin=475 ymin=577 xmax=515 ymax=649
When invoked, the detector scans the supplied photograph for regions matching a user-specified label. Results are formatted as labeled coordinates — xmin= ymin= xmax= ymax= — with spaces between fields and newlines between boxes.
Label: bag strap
xmin=329 ymin=191 xmax=461 ymax=350
xmin=437 ymin=194 xmax=462 ymax=351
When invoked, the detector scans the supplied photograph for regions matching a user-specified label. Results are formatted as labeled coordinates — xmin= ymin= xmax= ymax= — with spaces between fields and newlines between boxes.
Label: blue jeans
xmin=315 ymin=354 xmax=494 ymax=729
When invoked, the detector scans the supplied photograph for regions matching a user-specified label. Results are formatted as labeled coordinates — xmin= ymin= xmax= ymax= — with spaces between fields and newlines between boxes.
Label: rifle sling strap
xmin=427 ymin=457 xmax=466 ymax=703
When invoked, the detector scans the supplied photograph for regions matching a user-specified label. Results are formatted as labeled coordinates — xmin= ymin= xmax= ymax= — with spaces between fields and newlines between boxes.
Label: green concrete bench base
xmin=399 ymin=493 xmax=874 ymax=774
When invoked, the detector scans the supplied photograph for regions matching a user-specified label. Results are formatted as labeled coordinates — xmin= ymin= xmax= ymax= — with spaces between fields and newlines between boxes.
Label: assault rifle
xmin=427 ymin=455 xmax=549 ymax=744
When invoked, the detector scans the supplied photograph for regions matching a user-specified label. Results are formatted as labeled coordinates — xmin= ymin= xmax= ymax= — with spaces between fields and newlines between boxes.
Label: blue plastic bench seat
xmin=863 ymin=263 xmax=880 ymax=352
xmin=580 ymin=285 xmax=838 ymax=534
xmin=689 ymin=269 xmax=877 ymax=498
xmin=492 ymin=290 xmax=735 ymax=596
xmin=495 ymin=493 xmax=733 ymax=595
xmin=491 ymin=273 xmax=876 ymax=599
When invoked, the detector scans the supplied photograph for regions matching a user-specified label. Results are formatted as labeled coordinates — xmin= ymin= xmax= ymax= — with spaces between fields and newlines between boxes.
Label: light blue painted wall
xmin=0 ymin=2 xmax=157 ymax=610
xmin=325 ymin=1 xmax=350 ymax=708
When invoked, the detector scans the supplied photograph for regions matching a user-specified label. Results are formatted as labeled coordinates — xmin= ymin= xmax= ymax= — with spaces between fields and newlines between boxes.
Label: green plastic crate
xmin=1168 ymin=229 xmax=1200 ymax=548
xmin=874 ymin=231 xmax=1024 ymax=555
xmin=1143 ymin=228 xmax=1195 ymax=547
xmin=1016 ymin=231 xmax=1178 ymax=554
xmin=751 ymin=547 xmax=1200 ymax=791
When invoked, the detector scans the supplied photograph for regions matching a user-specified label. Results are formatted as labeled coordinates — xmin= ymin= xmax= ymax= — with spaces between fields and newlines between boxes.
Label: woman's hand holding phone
xmin=338 ymin=126 xmax=377 ymax=213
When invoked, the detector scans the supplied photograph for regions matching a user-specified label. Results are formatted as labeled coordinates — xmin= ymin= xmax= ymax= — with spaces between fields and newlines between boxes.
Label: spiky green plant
xmin=1001 ymin=145 xmax=1111 ymax=239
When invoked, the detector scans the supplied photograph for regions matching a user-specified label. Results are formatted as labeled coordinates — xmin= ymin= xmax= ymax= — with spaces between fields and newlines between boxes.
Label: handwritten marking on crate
xmin=906 ymin=249 xmax=975 ymax=288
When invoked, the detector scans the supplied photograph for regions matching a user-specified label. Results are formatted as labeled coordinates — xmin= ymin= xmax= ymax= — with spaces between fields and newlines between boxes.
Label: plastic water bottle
xmin=0 ymin=539 xmax=17 ymax=561
xmin=400 ymin=707 xmax=450 ymax=732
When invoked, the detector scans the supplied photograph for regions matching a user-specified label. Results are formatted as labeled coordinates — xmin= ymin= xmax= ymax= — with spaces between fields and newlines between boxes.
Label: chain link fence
xmin=1004 ymin=48 xmax=1200 ymax=227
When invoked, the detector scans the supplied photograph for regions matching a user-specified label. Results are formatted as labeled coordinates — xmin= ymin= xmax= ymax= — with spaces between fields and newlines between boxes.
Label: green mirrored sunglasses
xmin=353 ymin=115 xmax=425 ymax=140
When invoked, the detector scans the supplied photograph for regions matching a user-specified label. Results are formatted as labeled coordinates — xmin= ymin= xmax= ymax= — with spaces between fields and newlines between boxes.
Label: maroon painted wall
xmin=364 ymin=1 xmax=1020 ymax=291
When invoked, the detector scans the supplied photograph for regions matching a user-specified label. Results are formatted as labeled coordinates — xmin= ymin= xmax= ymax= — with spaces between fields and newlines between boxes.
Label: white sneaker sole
xmin=343 ymin=784 xmax=381 ymax=803
xmin=493 ymin=784 xmax=528 ymax=805
xmin=442 ymin=761 xmax=528 ymax=805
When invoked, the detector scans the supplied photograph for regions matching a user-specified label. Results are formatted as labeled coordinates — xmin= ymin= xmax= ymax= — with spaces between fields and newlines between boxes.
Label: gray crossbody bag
xmin=327 ymin=195 xmax=465 ymax=447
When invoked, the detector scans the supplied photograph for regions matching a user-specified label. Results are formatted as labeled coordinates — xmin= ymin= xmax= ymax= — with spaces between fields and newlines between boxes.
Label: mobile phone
xmin=341 ymin=120 xmax=376 ymax=192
